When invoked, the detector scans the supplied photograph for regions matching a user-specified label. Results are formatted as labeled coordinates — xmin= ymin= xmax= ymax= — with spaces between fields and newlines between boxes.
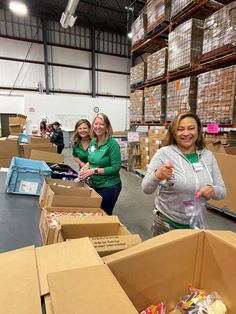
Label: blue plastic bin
xmin=6 ymin=157 xmax=51 ymax=195
xmin=18 ymin=133 xmax=31 ymax=144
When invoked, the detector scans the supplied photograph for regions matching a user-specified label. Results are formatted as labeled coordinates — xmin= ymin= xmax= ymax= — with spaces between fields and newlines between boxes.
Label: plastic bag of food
xmin=196 ymin=291 xmax=227 ymax=314
xmin=183 ymin=197 xmax=208 ymax=229
xmin=140 ymin=303 xmax=165 ymax=314
xmin=177 ymin=285 xmax=208 ymax=313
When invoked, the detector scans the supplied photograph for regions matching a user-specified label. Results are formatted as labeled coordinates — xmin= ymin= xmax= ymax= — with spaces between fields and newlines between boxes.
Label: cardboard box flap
xmin=0 ymin=246 xmax=42 ymax=314
xmin=36 ymin=237 xmax=102 ymax=296
xmin=200 ymin=231 xmax=236 ymax=311
xmin=48 ymin=264 xmax=138 ymax=314
xmin=49 ymin=184 xmax=91 ymax=197
xmin=30 ymin=136 xmax=50 ymax=144
xmin=58 ymin=216 xmax=121 ymax=239
xmin=44 ymin=295 xmax=54 ymax=314
xmin=90 ymin=234 xmax=142 ymax=257
xmin=23 ymin=144 xmax=57 ymax=158
xmin=30 ymin=150 xmax=64 ymax=163
xmin=0 ymin=139 xmax=19 ymax=158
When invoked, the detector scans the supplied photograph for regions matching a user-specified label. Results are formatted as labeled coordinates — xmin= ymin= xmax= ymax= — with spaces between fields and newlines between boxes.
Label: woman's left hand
xmin=195 ymin=185 xmax=215 ymax=200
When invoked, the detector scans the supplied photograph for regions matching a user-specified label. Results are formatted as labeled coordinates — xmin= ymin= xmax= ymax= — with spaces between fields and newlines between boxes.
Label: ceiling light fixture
xmin=60 ymin=0 xmax=80 ymax=29
xmin=9 ymin=1 xmax=28 ymax=15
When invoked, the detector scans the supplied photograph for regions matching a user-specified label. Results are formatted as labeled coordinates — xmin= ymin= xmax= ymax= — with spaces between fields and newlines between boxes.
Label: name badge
xmin=192 ymin=162 xmax=203 ymax=172
xmin=90 ymin=145 xmax=96 ymax=153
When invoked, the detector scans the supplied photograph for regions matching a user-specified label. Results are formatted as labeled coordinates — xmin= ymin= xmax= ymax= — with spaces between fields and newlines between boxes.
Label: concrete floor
xmin=64 ymin=148 xmax=236 ymax=240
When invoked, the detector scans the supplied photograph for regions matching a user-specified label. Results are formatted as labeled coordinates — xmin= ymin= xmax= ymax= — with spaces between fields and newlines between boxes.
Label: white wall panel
xmin=0 ymin=38 xmax=43 ymax=61
xmin=97 ymin=54 xmax=129 ymax=73
xmin=97 ymin=72 xmax=129 ymax=96
xmin=0 ymin=60 xmax=44 ymax=88
xmin=50 ymin=46 xmax=91 ymax=67
xmin=0 ymin=95 xmax=24 ymax=113
xmin=52 ymin=67 xmax=91 ymax=93
xmin=24 ymin=94 xmax=129 ymax=131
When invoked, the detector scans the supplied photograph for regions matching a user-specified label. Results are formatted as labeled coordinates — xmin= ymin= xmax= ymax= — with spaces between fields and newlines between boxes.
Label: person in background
xmin=40 ymin=118 xmax=47 ymax=137
xmin=72 ymin=119 xmax=91 ymax=168
xmin=142 ymin=112 xmax=226 ymax=236
xmin=79 ymin=113 xmax=122 ymax=215
xmin=47 ymin=123 xmax=53 ymax=138
xmin=50 ymin=121 xmax=64 ymax=154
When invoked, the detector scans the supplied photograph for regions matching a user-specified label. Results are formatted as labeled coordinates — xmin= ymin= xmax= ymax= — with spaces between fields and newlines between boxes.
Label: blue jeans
xmin=94 ymin=182 xmax=122 ymax=215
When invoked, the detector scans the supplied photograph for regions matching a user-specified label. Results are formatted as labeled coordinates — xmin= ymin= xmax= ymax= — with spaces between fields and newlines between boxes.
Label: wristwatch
xmin=94 ymin=168 xmax=98 ymax=175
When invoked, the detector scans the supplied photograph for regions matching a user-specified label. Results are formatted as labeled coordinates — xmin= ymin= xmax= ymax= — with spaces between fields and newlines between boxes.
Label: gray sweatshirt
xmin=142 ymin=145 xmax=226 ymax=224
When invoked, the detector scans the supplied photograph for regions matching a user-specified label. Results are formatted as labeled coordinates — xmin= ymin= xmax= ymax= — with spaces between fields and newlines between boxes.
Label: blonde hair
xmin=165 ymin=112 xmax=205 ymax=150
xmin=91 ymin=113 xmax=113 ymax=139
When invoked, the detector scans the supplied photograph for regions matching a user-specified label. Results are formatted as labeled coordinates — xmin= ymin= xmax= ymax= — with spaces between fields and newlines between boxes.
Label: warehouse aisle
xmin=64 ymin=148 xmax=236 ymax=240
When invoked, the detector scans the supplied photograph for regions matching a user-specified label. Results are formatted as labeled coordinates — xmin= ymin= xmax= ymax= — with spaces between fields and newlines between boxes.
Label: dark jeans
xmin=94 ymin=182 xmax=122 ymax=215
xmin=57 ymin=144 xmax=65 ymax=154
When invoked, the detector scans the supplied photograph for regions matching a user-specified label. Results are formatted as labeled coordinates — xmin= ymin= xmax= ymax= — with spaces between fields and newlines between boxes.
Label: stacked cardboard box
xmin=202 ymin=2 xmax=236 ymax=58
xmin=166 ymin=76 xmax=198 ymax=121
xmin=21 ymin=143 xmax=57 ymax=158
xmin=171 ymin=0 xmax=223 ymax=20
xmin=0 ymin=138 xmax=20 ymax=167
xmin=130 ymin=62 xmax=146 ymax=86
xmin=147 ymin=0 xmax=171 ymax=34
xmin=128 ymin=142 xmax=141 ymax=170
xmin=147 ymin=47 xmax=168 ymax=81
xmin=130 ymin=90 xmax=144 ymax=123
xmin=144 ymin=85 xmax=166 ymax=123
xmin=139 ymin=137 xmax=149 ymax=171
xmin=131 ymin=8 xmax=147 ymax=47
xmin=148 ymin=127 xmax=167 ymax=159
xmin=8 ymin=114 xmax=27 ymax=135
xmin=197 ymin=65 xmax=236 ymax=124
xmin=168 ymin=19 xmax=204 ymax=72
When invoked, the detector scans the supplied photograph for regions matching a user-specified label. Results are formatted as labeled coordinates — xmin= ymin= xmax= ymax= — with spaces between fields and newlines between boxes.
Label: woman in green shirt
xmin=79 ymin=113 xmax=122 ymax=215
xmin=72 ymin=119 xmax=91 ymax=168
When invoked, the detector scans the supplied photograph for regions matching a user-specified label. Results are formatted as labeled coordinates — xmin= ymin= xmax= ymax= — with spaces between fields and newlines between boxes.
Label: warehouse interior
xmin=1 ymin=0 xmax=236 ymax=313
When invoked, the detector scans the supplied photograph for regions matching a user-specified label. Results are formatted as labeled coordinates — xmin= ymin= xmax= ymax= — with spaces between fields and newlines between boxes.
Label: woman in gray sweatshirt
xmin=142 ymin=112 xmax=226 ymax=236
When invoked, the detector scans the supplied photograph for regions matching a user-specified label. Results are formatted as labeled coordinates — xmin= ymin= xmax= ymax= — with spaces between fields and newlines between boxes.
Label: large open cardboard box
xmin=30 ymin=150 xmax=64 ymax=164
xmin=45 ymin=215 xmax=141 ymax=256
xmin=39 ymin=177 xmax=91 ymax=209
xmin=40 ymin=179 xmax=102 ymax=209
xmin=0 ymin=138 xmax=20 ymax=167
xmin=30 ymin=136 xmax=50 ymax=144
xmin=39 ymin=207 xmax=105 ymax=245
xmin=47 ymin=230 xmax=236 ymax=313
xmin=21 ymin=143 xmax=57 ymax=158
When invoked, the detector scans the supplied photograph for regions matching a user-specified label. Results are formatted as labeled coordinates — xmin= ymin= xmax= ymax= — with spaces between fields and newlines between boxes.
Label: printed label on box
xmin=19 ymin=181 xmax=38 ymax=194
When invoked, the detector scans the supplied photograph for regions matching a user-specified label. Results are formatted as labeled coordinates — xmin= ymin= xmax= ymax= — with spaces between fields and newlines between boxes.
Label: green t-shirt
xmin=88 ymin=137 xmax=121 ymax=188
xmin=72 ymin=143 xmax=89 ymax=163
xmin=183 ymin=152 xmax=198 ymax=164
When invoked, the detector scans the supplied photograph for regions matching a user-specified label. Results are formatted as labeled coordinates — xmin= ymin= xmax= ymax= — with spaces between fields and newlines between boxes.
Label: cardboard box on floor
xmin=39 ymin=177 xmax=97 ymax=209
xmin=49 ymin=215 xmax=141 ymax=256
xmin=39 ymin=207 xmax=105 ymax=245
xmin=30 ymin=149 xmax=64 ymax=164
xmin=208 ymin=152 xmax=236 ymax=213
xmin=21 ymin=143 xmax=57 ymax=158
xmin=47 ymin=230 xmax=236 ymax=313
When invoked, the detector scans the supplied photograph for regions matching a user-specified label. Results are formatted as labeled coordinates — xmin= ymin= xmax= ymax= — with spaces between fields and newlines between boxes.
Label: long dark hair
xmin=165 ymin=112 xmax=205 ymax=150
xmin=73 ymin=119 xmax=91 ymax=145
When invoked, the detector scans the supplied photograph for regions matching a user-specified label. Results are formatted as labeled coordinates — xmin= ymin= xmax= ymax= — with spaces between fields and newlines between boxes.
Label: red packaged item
xmin=140 ymin=303 xmax=165 ymax=314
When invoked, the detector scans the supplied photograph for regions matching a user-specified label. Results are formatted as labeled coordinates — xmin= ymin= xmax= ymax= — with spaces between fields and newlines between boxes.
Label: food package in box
xmin=171 ymin=0 xmax=223 ymax=20
xmin=168 ymin=19 xmax=204 ymax=72
xmin=147 ymin=47 xmax=168 ymax=81
xmin=130 ymin=90 xmax=144 ymax=123
xmin=196 ymin=65 xmax=236 ymax=125
xmin=130 ymin=62 xmax=146 ymax=86
xmin=166 ymin=76 xmax=198 ymax=121
xmin=202 ymin=2 xmax=236 ymax=58
xmin=147 ymin=0 xmax=171 ymax=34
xmin=131 ymin=8 xmax=147 ymax=47
xmin=144 ymin=84 xmax=166 ymax=123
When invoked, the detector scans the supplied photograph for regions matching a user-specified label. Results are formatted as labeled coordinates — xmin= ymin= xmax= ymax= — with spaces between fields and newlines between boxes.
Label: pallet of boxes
xmin=38 ymin=177 xmax=141 ymax=257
